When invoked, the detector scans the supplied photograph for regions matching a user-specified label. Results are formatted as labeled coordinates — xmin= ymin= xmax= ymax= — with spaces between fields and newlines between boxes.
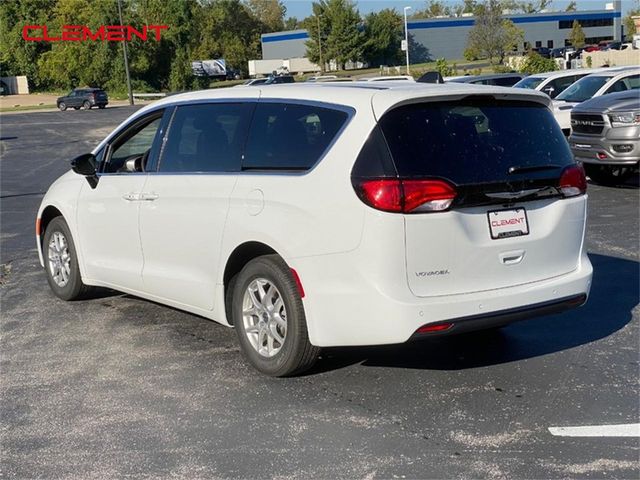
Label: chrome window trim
xmin=96 ymin=97 xmax=356 ymax=178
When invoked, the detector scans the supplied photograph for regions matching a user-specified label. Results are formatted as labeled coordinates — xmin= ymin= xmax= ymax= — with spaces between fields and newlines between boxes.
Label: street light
xmin=316 ymin=14 xmax=324 ymax=73
xmin=117 ymin=0 xmax=133 ymax=105
xmin=403 ymin=6 xmax=411 ymax=75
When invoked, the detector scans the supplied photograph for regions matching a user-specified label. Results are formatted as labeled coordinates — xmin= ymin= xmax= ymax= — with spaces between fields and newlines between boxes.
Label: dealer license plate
xmin=488 ymin=208 xmax=529 ymax=239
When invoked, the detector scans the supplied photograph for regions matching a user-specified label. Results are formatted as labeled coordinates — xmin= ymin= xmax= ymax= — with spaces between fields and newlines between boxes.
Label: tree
xmin=362 ymin=9 xmax=402 ymax=66
xmin=623 ymin=0 xmax=640 ymax=41
xmin=0 ymin=0 xmax=58 ymax=90
xmin=516 ymin=0 xmax=552 ymax=14
xmin=283 ymin=16 xmax=299 ymax=30
xmin=245 ymin=0 xmax=286 ymax=32
xmin=568 ymin=19 xmax=586 ymax=48
xmin=191 ymin=0 xmax=263 ymax=76
xmin=519 ymin=51 xmax=557 ymax=74
xmin=304 ymin=0 xmax=364 ymax=71
xmin=453 ymin=0 xmax=479 ymax=17
xmin=412 ymin=1 xmax=451 ymax=18
xmin=464 ymin=0 xmax=524 ymax=65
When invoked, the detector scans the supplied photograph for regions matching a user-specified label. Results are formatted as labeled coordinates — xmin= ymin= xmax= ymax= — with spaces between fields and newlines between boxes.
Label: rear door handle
xmin=140 ymin=192 xmax=159 ymax=201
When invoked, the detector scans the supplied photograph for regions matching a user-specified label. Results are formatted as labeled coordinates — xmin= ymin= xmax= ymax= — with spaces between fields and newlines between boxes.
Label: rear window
xmin=378 ymin=99 xmax=573 ymax=185
xmin=243 ymin=102 xmax=348 ymax=171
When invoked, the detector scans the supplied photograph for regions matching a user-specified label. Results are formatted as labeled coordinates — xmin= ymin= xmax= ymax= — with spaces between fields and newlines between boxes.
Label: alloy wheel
xmin=47 ymin=231 xmax=71 ymax=287
xmin=242 ymin=278 xmax=287 ymax=358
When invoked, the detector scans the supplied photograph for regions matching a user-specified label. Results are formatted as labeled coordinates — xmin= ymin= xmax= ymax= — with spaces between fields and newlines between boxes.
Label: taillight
xmin=354 ymin=178 xmax=456 ymax=213
xmin=559 ymin=164 xmax=587 ymax=197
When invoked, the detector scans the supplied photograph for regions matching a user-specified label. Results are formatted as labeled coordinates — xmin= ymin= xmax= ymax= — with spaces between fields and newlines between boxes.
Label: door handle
xmin=122 ymin=192 xmax=141 ymax=201
xmin=140 ymin=192 xmax=159 ymax=201
xmin=500 ymin=250 xmax=525 ymax=265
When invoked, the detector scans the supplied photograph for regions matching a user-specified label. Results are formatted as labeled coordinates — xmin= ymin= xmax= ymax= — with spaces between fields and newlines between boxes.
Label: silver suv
xmin=569 ymin=90 xmax=639 ymax=186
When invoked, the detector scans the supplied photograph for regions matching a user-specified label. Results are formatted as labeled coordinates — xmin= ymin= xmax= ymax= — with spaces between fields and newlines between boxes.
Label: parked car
xmin=569 ymin=90 xmax=639 ymax=185
xmin=446 ymin=73 xmax=526 ymax=87
xmin=551 ymin=47 xmax=567 ymax=58
xmin=36 ymin=83 xmax=592 ymax=376
xmin=362 ymin=75 xmax=415 ymax=82
xmin=513 ymin=68 xmax=608 ymax=99
xmin=306 ymin=75 xmax=338 ymax=82
xmin=237 ymin=78 xmax=269 ymax=87
xmin=57 ymin=88 xmax=108 ymax=111
xmin=532 ymin=47 xmax=551 ymax=58
xmin=553 ymin=68 xmax=640 ymax=134
xmin=264 ymin=75 xmax=295 ymax=84
xmin=583 ymin=45 xmax=600 ymax=52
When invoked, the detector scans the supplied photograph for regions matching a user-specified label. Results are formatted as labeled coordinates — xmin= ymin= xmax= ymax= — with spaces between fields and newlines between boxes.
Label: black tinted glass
xmin=492 ymin=76 xmax=520 ymax=86
xmin=378 ymin=100 xmax=573 ymax=184
xmin=243 ymin=103 xmax=348 ymax=171
xmin=160 ymin=103 xmax=253 ymax=173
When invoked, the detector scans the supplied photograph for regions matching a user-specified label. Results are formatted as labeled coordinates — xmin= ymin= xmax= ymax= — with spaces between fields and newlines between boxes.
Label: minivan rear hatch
xmin=371 ymin=95 xmax=585 ymax=297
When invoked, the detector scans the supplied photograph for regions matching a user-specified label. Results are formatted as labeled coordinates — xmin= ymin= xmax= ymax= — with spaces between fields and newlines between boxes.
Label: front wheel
xmin=232 ymin=255 xmax=320 ymax=376
xmin=584 ymin=163 xmax=635 ymax=186
xmin=43 ymin=217 xmax=91 ymax=300
xmin=58 ymin=102 xmax=67 ymax=111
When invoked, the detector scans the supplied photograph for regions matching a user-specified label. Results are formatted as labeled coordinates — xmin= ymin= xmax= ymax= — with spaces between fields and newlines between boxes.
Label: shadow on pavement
xmin=310 ymin=253 xmax=639 ymax=374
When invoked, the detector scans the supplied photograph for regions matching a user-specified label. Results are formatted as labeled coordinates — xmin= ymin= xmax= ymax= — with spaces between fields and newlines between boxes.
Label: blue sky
xmin=282 ymin=0 xmax=634 ymax=20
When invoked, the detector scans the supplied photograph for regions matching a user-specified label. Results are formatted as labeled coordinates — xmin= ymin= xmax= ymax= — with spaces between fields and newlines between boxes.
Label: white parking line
xmin=548 ymin=423 xmax=640 ymax=437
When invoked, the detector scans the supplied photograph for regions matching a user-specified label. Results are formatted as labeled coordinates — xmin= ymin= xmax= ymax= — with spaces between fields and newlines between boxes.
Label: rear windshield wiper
xmin=508 ymin=164 xmax=563 ymax=175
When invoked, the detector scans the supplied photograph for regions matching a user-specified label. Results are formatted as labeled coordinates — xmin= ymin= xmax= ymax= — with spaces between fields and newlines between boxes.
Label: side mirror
xmin=71 ymin=153 xmax=98 ymax=188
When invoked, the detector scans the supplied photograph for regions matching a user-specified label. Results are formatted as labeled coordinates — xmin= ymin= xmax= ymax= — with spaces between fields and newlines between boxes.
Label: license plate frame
xmin=487 ymin=208 xmax=529 ymax=240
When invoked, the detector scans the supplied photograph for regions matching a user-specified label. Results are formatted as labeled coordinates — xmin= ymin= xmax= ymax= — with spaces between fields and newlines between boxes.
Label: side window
xmin=104 ymin=113 xmax=163 ymax=173
xmin=606 ymin=78 xmax=630 ymax=94
xmin=493 ymin=76 xmax=519 ymax=86
xmin=158 ymin=103 xmax=253 ymax=173
xmin=243 ymin=102 xmax=349 ymax=171
xmin=625 ymin=74 xmax=640 ymax=90
xmin=549 ymin=76 xmax=577 ymax=97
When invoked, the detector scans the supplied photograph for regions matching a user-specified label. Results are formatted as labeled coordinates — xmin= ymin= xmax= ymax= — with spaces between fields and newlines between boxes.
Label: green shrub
xmin=518 ymin=52 xmax=558 ymax=75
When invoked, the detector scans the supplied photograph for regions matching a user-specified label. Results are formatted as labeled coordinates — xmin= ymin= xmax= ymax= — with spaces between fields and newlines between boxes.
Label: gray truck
xmin=569 ymin=90 xmax=639 ymax=186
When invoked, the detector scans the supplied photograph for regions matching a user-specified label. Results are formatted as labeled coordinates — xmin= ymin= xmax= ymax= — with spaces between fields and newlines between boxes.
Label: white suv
xmin=36 ymin=83 xmax=593 ymax=376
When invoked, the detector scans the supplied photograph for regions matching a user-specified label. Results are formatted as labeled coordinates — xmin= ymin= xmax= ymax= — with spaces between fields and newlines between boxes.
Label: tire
xmin=58 ymin=102 xmax=67 ymax=111
xmin=584 ymin=163 xmax=635 ymax=186
xmin=43 ymin=217 xmax=91 ymax=301
xmin=82 ymin=100 xmax=91 ymax=110
xmin=232 ymin=255 xmax=320 ymax=376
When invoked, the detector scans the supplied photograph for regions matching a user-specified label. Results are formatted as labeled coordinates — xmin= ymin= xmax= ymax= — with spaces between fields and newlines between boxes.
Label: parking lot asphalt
xmin=1 ymin=107 xmax=639 ymax=479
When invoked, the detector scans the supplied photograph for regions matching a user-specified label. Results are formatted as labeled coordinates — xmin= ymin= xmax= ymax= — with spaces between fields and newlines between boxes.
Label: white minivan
xmin=37 ymin=83 xmax=593 ymax=376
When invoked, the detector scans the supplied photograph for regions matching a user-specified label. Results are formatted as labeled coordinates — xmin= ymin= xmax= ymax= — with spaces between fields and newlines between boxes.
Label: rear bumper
xmin=410 ymin=293 xmax=587 ymax=338
xmin=295 ymin=251 xmax=593 ymax=347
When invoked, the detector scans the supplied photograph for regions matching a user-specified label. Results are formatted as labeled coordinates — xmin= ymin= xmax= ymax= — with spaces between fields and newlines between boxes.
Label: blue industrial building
xmin=261 ymin=2 xmax=623 ymax=63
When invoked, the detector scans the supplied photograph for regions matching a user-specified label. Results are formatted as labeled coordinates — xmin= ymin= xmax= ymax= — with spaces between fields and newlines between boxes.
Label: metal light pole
xmin=117 ymin=0 xmax=134 ymax=105
xmin=317 ymin=14 xmax=324 ymax=73
xmin=403 ymin=6 xmax=411 ymax=75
